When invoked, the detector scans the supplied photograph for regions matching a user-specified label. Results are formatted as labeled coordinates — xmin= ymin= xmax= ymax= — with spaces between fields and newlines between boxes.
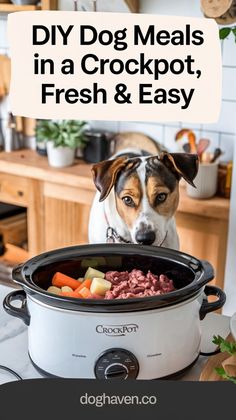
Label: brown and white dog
xmin=88 ymin=149 xmax=198 ymax=250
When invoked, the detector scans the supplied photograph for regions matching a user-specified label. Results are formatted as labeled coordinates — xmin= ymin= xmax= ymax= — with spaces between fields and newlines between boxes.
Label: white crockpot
xmin=3 ymin=244 xmax=226 ymax=380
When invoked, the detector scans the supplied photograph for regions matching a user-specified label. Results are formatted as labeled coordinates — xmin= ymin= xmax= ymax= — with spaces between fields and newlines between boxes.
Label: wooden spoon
xmin=188 ymin=131 xmax=197 ymax=153
xmin=211 ymin=148 xmax=223 ymax=163
xmin=197 ymin=138 xmax=210 ymax=161
xmin=175 ymin=129 xmax=197 ymax=153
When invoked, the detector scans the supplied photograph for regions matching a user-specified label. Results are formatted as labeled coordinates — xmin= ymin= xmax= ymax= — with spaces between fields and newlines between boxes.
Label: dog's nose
xmin=135 ymin=230 xmax=156 ymax=245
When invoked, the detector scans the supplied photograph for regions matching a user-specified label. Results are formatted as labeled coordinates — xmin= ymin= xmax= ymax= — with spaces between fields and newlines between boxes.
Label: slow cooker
xmin=3 ymin=244 xmax=226 ymax=380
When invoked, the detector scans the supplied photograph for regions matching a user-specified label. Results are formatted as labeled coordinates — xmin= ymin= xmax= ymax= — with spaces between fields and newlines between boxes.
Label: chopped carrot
xmin=60 ymin=291 xmax=83 ymax=298
xmin=74 ymin=279 xmax=92 ymax=294
xmin=79 ymin=287 xmax=93 ymax=298
xmin=52 ymin=272 xmax=80 ymax=290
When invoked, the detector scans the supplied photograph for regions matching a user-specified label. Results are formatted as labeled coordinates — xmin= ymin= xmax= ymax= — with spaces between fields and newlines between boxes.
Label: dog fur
xmin=89 ymin=149 xmax=198 ymax=250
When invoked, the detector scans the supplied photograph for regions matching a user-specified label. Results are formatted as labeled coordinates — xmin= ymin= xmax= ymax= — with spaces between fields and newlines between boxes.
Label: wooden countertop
xmin=178 ymin=185 xmax=229 ymax=221
xmin=0 ymin=149 xmax=95 ymax=190
xmin=0 ymin=149 xmax=230 ymax=221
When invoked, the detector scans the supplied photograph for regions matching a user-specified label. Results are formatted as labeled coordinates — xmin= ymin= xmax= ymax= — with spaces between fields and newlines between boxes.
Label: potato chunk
xmin=90 ymin=278 xmax=111 ymax=296
xmin=84 ymin=267 xmax=105 ymax=279
xmin=61 ymin=286 xmax=73 ymax=293
xmin=47 ymin=286 xmax=61 ymax=295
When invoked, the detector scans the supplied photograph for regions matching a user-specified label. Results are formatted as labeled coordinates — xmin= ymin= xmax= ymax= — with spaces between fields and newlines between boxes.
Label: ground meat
xmin=104 ymin=269 xmax=175 ymax=300
xmin=105 ymin=271 xmax=129 ymax=284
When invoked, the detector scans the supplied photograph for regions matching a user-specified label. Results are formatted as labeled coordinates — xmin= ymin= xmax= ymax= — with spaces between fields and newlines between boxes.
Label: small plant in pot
xmin=35 ymin=120 xmax=87 ymax=168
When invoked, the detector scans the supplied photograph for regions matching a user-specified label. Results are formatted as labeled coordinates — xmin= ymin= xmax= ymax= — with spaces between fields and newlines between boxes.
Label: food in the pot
xmin=47 ymin=286 xmax=61 ymax=295
xmin=84 ymin=267 xmax=105 ymax=280
xmin=81 ymin=257 xmax=106 ymax=267
xmin=79 ymin=287 xmax=92 ymax=298
xmin=61 ymin=286 xmax=73 ymax=293
xmin=74 ymin=279 xmax=92 ymax=295
xmin=90 ymin=277 xmax=112 ymax=296
xmin=47 ymin=267 xmax=175 ymax=300
xmin=104 ymin=270 xmax=175 ymax=299
xmin=61 ymin=291 xmax=81 ymax=298
xmin=52 ymin=272 xmax=81 ymax=290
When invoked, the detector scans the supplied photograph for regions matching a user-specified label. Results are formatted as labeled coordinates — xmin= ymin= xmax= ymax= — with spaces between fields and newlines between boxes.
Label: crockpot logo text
xmin=96 ymin=324 xmax=139 ymax=337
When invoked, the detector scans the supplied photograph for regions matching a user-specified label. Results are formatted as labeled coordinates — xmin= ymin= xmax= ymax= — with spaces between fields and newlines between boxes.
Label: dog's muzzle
xmin=135 ymin=230 xmax=156 ymax=246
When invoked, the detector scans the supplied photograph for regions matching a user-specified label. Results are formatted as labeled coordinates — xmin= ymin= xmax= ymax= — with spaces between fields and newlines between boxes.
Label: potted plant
xmin=35 ymin=120 xmax=87 ymax=168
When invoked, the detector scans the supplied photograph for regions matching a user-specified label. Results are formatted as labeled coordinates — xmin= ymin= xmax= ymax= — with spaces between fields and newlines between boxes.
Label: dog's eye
xmin=122 ymin=196 xmax=135 ymax=207
xmin=156 ymin=193 xmax=167 ymax=204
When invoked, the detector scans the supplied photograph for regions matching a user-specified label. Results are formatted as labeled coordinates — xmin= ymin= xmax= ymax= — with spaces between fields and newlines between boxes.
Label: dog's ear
xmin=160 ymin=152 xmax=199 ymax=187
xmin=91 ymin=157 xmax=128 ymax=202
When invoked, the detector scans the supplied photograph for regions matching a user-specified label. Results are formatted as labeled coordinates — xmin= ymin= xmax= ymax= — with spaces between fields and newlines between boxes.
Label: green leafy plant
xmin=219 ymin=26 xmax=236 ymax=42
xmin=35 ymin=120 xmax=87 ymax=149
xmin=212 ymin=335 xmax=236 ymax=384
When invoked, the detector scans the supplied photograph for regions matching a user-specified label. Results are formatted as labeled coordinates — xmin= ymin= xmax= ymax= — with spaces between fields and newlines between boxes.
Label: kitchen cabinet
xmin=176 ymin=188 xmax=229 ymax=291
xmin=0 ymin=0 xmax=139 ymax=13
xmin=0 ymin=150 xmax=230 ymax=290
xmin=0 ymin=0 xmax=57 ymax=13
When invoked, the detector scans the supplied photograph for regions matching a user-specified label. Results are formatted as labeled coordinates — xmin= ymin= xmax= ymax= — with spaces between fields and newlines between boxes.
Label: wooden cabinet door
xmin=43 ymin=183 xmax=95 ymax=250
xmin=176 ymin=212 xmax=228 ymax=290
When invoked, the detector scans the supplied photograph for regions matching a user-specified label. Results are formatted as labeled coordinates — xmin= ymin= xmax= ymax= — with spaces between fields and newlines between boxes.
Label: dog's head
xmin=92 ymin=152 xmax=199 ymax=246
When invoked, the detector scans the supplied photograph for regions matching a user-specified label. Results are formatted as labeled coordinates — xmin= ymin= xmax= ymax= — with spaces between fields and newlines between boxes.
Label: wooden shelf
xmin=0 ymin=3 xmax=41 ymax=12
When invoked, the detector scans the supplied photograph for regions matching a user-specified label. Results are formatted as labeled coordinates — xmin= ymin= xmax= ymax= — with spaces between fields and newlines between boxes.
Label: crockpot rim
xmin=12 ymin=244 xmax=214 ymax=312
xmin=26 ymin=286 xmax=205 ymax=314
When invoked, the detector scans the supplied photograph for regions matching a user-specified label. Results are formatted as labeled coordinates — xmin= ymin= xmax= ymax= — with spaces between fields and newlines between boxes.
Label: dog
xmin=88 ymin=149 xmax=198 ymax=250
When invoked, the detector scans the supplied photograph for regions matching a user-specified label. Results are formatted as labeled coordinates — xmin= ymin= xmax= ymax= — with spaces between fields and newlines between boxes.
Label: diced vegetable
xmin=60 ymin=291 xmax=82 ymax=298
xmin=90 ymin=277 xmax=111 ymax=296
xmin=81 ymin=257 xmax=106 ymax=268
xmin=77 ymin=277 xmax=84 ymax=283
xmin=74 ymin=279 xmax=92 ymax=295
xmin=47 ymin=286 xmax=61 ymax=295
xmin=61 ymin=286 xmax=73 ymax=293
xmin=84 ymin=267 xmax=105 ymax=280
xmin=79 ymin=287 xmax=92 ymax=298
xmin=52 ymin=272 xmax=80 ymax=290
xmin=81 ymin=258 xmax=99 ymax=268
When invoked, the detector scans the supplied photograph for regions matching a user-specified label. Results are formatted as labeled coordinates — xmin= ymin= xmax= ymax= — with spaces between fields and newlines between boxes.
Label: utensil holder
xmin=186 ymin=162 xmax=218 ymax=199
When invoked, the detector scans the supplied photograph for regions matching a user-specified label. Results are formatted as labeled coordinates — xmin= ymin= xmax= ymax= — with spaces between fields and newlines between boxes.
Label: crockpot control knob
xmin=105 ymin=363 xmax=128 ymax=379
xmin=94 ymin=348 xmax=139 ymax=379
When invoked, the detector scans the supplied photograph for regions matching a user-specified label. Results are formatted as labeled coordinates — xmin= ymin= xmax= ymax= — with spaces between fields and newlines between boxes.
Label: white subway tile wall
xmin=89 ymin=12 xmax=236 ymax=161
xmin=59 ymin=0 xmax=131 ymax=12
xmin=219 ymin=134 xmax=235 ymax=162
xmin=1 ymin=3 xmax=236 ymax=160
xmin=222 ymin=67 xmax=236 ymax=101
xmin=91 ymin=27 xmax=236 ymax=162
xmin=223 ymin=35 xmax=236 ymax=67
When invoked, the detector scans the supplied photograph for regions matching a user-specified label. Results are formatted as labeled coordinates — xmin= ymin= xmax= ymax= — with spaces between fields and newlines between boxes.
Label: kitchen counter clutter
xmin=0 ymin=149 xmax=230 ymax=290
xmin=0 ymin=283 xmax=231 ymax=383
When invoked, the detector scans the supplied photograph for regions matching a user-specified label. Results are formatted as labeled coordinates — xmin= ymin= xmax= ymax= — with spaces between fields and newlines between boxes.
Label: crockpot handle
xmin=200 ymin=260 xmax=215 ymax=282
xmin=199 ymin=285 xmax=226 ymax=320
xmin=12 ymin=263 xmax=24 ymax=284
xmin=3 ymin=290 xmax=30 ymax=326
